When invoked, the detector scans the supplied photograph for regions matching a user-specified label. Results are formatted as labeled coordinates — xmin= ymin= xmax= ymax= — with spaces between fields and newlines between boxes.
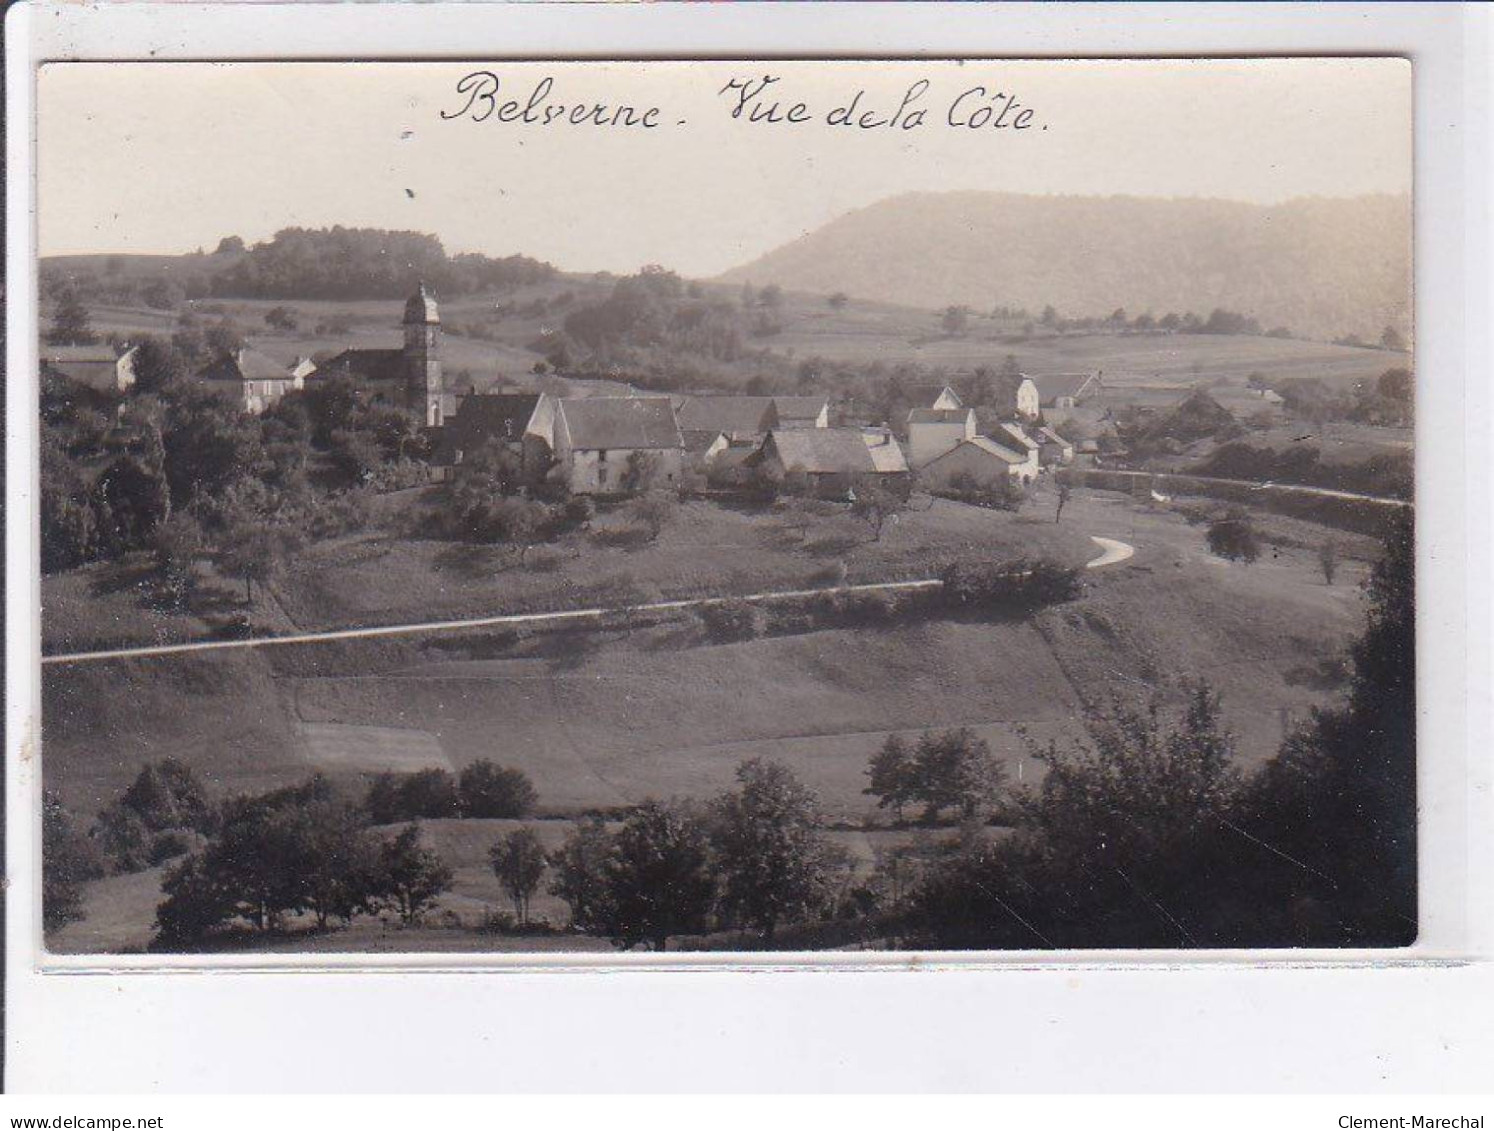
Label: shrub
xmin=806 ymin=561 xmax=848 ymax=589
xmin=940 ymin=558 xmax=1082 ymax=616
xmin=524 ymin=547 xmax=564 ymax=573
xmin=148 ymin=829 xmax=193 ymax=866
xmin=1207 ymin=510 xmax=1261 ymax=563
xmin=697 ymin=599 xmax=763 ymax=643
xmin=832 ymin=589 xmax=896 ymax=626
xmin=459 ymin=761 xmax=538 ymax=819
xmin=364 ymin=768 xmax=461 ymax=823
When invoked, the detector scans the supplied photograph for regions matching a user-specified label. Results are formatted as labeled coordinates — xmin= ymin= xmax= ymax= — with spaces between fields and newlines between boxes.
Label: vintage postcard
xmin=32 ymin=57 xmax=1416 ymax=961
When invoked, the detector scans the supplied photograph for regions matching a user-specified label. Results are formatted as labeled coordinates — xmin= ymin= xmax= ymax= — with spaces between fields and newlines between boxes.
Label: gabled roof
xmin=1033 ymin=372 xmax=1100 ymax=403
xmin=315 ymin=347 xmax=406 ymax=383
xmin=199 ymin=347 xmax=295 ymax=384
xmin=674 ymin=395 xmax=778 ymax=435
xmin=682 ymin=428 xmax=728 ymax=454
xmin=771 ymin=396 xmax=829 ymax=423
xmin=897 ymin=382 xmax=963 ymax=409
xmin=908 ymin=407 xmax=974 ymax=425
xmin=558 ymin=396 xmax=682 ymax=450
xmin=997 ymin=422 xmax=1039 ymax=451
xmin=41 ymin=344 xmax=130 ymax=387
xmin=767 ymin=428 xmax=908 ymax=475
xmin=430 ymin=393 xmax=545 ymax=465
xmin=925 ymin=436 xmax=1027 ymax=468
xmin=1037 ymin=425 xmax=1071 ymax=447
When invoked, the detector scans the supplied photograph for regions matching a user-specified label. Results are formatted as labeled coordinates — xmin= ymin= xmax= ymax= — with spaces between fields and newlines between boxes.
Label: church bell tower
xmin=403 ymin=282 xmax=443 ymax=426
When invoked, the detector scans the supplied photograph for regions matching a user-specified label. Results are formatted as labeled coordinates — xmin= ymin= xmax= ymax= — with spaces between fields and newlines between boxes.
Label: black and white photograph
xmin=33 ymin=57 xmax=1418 ymax=960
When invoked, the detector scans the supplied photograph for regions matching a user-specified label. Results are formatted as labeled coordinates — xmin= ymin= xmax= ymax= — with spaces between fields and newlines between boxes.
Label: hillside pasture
xmin=267 ymin=494 xmax=1099 ymax=635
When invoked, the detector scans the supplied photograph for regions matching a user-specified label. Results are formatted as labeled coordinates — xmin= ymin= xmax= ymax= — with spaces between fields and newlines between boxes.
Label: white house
xmin=553 ymin=396 xmax=684 ymax=495
xmin=1015 ymin=376 xmax=1041 ymax=419
xmin=198 ymin=346 xmax=301 ymax=414
xmin=907 ymin=406 xmax=977 ymax=468
xmin=995 ymin=422 xmax=1042 ymax=481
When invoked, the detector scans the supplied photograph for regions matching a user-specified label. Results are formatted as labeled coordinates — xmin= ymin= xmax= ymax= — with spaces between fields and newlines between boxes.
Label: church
xmin=310 ymin=283 xmax=453 ymax=426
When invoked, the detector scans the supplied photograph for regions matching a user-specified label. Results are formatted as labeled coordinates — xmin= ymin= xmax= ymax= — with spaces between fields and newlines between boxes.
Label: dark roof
xmin=41 ymin=344 xmax=127 ymax=388
xmin=674 ymin=396 xmax=777 ymax=435
xmin=682 ymin=428 xmax=727 ymax=453
xmin=908 ymin=407 xmax=972 ymax=425
xmin=316 ymin=348 xmax=406 ymax=383
xmin=924 ymin=437 xmax=1025 ymax=468
xmin=431 ymin=393 xmax=544 ymax=465
xmin=997 ymin=422 xmax=1039 ymax=451
xmin=897 ymin=382 xmax=963 ymax=409
xmin=199 ymin=347 xmax=294 ymax=384
xmin=404 ymin=284 xmax=439 ymax=325
xmin=1033 ymin=372 xmax=1099 ymax=403
xmin=767 ymin=428 xmax=908 ymax=475
xmin=559 ymin=397 xmax=682 ymax=450
xmin=771 ymin=396 xmax=829 ymax=422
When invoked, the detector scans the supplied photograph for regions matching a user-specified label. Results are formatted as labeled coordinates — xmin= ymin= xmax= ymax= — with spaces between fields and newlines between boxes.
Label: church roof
xmin=404 ymin=284 xmax=439 ymax=325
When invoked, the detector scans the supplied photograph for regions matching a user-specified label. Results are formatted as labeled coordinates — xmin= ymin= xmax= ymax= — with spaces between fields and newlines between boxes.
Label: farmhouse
xmin=919 ymin=436 xmax=1033 ymax=488
xmin=41 ymin=344 xmax=138 ymax=393
xmin=752 ymin=426 xmax=910 ymax=497
xmin=197 ymin=346 xmax=302 ymax=415
xmin=429 ymin=392 xmax=557 ymax=482
xmin=310 ymin=283 xmax=452 ymax=426
xmin=553 ymin=396 xmax=684 ymax=495
xmin=907 ymin=406 xmax=977 ymax=468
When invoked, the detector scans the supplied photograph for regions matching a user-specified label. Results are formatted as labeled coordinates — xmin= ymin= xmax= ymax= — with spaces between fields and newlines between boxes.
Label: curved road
xmin=1086 ymin=535 xmax=1136 ymax=569
xmin=44 ymin=531 xmax=1141 ymax=667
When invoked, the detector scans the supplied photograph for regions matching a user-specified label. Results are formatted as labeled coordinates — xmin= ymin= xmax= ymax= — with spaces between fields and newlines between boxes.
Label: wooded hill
xmin=719 ymin=192 xmax=1412 ymax=344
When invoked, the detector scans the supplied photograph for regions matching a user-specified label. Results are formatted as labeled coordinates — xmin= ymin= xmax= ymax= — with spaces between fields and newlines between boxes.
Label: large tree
xmin=490 ymin=828 xmax=547 ymax=925
xmin=710 ymin=759 xmax=834 ymax=943
xmin=598 ymin=801 xmax=715 ymax=951
xmin=47 ymin=291 xmax=97 ymax=345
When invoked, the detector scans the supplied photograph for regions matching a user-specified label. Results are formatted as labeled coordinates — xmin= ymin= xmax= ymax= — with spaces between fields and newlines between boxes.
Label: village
xmin=42 ymin=283 xmax=1089 ymax=500
xmin=34 ymin=257 xmax=1417 ymax=959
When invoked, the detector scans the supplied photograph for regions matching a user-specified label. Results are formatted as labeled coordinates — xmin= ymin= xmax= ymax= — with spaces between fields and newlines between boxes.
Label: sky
xmin=38 ymin=59 xmax=1412 ymax=277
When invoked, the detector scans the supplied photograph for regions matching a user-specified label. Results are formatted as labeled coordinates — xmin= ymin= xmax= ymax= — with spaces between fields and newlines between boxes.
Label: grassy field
xmin=53 ymin=275 xmax=1404 ymax=398
xmin=42 ymin=485 xmax=1374 ymax=818
xmin=42 ymin=483 xmax=1380 ymax=954
xmin=269 ymin=492 xmax=1098 ymax=634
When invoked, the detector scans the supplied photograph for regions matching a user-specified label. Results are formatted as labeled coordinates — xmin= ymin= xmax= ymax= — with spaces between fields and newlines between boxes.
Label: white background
xmin=6 ymin=1 xmax=1491 ymax=1093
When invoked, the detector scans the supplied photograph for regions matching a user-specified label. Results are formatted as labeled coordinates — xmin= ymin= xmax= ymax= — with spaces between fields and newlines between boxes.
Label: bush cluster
xmin=364 ymin=761 xmax=538 ymax=824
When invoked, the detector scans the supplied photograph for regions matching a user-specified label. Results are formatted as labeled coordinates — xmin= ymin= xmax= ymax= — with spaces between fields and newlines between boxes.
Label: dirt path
xmin=1086 ymin=535 xmax=1136 ymax=569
